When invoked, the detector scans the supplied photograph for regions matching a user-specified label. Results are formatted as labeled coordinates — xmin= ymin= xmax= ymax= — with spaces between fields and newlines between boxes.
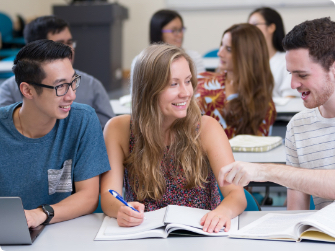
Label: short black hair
xmin=150 ymin=9 xmax=183 ymax=44
xmin=249 ymin=7 xmax=285 ymax=52
xmin=13 ymin=39 xmax=73 ymax=95
xmin=283 ymin=17 xmax=335 ymax=71
xmin=24 ymin=16 xmax=70 ymax=43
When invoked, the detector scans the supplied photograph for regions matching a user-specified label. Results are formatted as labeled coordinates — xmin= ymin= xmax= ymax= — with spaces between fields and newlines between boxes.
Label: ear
xmin=20 ymin=82 xmax=34 ymax=100
xmin=268 ymin=23 xmax=276 ymax=35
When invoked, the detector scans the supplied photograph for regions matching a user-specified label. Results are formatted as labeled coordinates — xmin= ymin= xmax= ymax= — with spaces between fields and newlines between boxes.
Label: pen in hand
xmin=108 ymin=189 xmax=140 ymax=213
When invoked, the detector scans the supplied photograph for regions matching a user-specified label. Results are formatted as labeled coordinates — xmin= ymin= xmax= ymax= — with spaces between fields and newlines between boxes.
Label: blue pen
xmin=108 ymin=189 xmax=140 ymax=213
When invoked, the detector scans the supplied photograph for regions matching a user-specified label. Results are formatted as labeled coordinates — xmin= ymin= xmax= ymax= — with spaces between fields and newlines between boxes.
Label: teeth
xmin=173 ymin=102 xmax=186 ymax=106
xmin=60 ymin=105 xmax=70 ymax=109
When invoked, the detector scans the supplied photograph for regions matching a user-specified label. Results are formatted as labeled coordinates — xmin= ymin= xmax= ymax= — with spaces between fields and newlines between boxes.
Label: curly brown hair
xmin=283 ymin=17 xmax=335 ymax=71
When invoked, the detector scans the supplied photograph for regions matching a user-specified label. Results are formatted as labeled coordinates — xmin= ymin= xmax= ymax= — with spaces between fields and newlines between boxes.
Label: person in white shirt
xmin=218 ymin=17 xmax=335 ymax=210
xmin=130 ymin=9 xmax=205 ymax=94
xmin=248 ymin=7 xmax=299 ymax=98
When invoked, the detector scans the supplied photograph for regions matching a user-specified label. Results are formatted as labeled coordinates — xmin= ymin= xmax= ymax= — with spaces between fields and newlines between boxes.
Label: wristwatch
xmin=39 ymin=204 xmax=54 ymax=225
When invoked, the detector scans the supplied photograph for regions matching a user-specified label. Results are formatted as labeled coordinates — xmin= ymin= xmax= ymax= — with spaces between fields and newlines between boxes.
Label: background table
xmin=3 ymin=211 xmax=333 ymax=251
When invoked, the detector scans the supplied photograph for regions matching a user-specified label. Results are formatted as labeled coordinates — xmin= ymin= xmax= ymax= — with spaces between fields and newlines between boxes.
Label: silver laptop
xmin=0 ymin=197 xmax=45 ymax=245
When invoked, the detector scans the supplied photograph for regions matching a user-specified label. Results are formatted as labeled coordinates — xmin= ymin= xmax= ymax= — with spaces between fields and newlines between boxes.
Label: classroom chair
xmin=218 ymin=187 xmax=261 ymax=211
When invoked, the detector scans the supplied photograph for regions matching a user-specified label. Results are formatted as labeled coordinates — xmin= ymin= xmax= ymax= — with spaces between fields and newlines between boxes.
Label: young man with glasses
xmin=0 ymin=15 xmax=114 ymax=129
xmin=0 ymin=40 xmax=111 ymax=228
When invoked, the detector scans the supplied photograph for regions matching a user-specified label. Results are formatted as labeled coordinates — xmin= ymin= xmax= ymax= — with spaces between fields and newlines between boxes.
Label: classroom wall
xmin=1 ymin=0 xmax=335 ymax=70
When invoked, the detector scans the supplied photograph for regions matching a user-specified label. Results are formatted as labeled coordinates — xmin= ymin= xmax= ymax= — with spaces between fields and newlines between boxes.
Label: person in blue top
xmin=0 ymin=40 xmax=111 ymax=228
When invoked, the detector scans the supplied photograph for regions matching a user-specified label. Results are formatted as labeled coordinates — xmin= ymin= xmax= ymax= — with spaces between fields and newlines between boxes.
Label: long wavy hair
xmin=223 ymin=24 xmax=274 ymax=135
xmin=126 ymin=44 xmax=209 ymax=201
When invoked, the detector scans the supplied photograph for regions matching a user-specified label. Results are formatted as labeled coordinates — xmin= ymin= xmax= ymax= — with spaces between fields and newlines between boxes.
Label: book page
xmin=300 ymin=202 xmax=335 ymax=238
xmin=164 ymin=205 xmax=211 ymax=230
xmin=230 ymin=212 xmax=313 ymax=240
xmin=95 ymin=217 xmax=167 ymax=240
xmin=165 ymin=216 xmax=238 ymax=236
xmin=103 ymin=207 xmax=166 ymax=236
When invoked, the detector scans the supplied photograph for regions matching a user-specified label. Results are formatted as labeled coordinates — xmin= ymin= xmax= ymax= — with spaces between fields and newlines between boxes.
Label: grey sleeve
xmin=0 ymin=77 xmax=22 ymax=107
xmin=92 ymin=77 xmax=115 ymax=129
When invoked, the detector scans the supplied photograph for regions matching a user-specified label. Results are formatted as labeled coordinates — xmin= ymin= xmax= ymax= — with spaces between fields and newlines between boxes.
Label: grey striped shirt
xmin=285 ymin=107 xmax=335 ymax=209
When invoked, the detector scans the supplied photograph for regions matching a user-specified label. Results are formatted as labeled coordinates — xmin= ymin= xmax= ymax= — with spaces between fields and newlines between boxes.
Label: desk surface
xmin=233 ymin=144 xmax=285 ymax=164
xmin=4 ymin=211 xmax=334 ymax=251
xmin=0 ymin=61 xmax=13 ymax=73
xmin=111 ymin=98 xmax=306 ymax=117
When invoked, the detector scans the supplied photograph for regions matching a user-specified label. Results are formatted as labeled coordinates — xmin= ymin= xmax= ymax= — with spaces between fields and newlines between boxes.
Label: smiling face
xmin=286 ymin=48 xmax=335 ymax=109
xmin=31 ymin=58 xmax=77 ymax=121
xmin=217 ymin=32 xmax=233 ymax=73
xmin=158 ymin=56 xmax=193 ymax=126
xmin=161 ymin=17 xmax=184 ymax=48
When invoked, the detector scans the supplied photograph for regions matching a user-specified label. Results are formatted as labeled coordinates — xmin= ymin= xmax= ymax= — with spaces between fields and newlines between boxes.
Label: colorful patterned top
xmin=195 ymin=71 xmax=277 ymax=139
xmin=124 ymin=122 xmax=221 ymax=212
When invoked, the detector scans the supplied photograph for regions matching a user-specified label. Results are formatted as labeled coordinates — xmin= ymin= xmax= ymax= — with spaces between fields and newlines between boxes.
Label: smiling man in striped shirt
xmin=218 ymin=17 xmax=335 ymax=210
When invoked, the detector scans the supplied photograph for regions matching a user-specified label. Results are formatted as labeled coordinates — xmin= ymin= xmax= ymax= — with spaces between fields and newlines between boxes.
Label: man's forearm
xmin=264 ymin=164 xmax=335 ymax=199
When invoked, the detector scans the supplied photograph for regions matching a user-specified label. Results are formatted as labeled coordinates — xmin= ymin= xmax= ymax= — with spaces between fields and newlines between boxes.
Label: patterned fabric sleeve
xmin=196 ymin=71 xmax=277 ymax=139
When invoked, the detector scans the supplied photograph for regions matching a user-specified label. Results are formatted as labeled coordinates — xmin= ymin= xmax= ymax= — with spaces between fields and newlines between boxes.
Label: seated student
xmin=195 ymin=23 xmax=276 ymax=139
xmin=248 ymin=7 xmax=299 ymax=98
xmin=219 ymin=17 xmax=335 ymax=210
xmin=130 ymin=9 xmax=205 ymax=93
xmin=101 ymin=44 xmax=246 ymax=233
xmin=0 ymin=40 xmax=110 ymax=228
xmin=0 ymin=16 xmax=114 ymax=129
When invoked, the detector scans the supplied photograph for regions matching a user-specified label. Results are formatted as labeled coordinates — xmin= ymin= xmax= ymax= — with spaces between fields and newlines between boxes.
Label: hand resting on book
xmin=200 ymin=206 xmax=232 ymax=233
xmin=116 ymin=202 xmax=145 ymax=227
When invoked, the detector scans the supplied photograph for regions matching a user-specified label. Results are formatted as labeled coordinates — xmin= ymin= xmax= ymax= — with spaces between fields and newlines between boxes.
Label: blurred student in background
xmin=130 ymin=9 xmax=205 ymax=93
xmin=248 ymin=7 xmax=299 ymax=98
xmin=196 ymin=23 xmax=276 ymax=139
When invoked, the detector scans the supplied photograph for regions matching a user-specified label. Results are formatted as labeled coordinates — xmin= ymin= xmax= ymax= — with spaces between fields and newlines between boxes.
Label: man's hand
xmin=24 ymin=208 xmax=47 ymax=228
xmin=218 ymin=161 xmax=266 ymax=187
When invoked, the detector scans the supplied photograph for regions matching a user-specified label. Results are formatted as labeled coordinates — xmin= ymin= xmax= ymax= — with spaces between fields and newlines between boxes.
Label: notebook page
xmin=164 ymin=205 xmax=212 ymax=230
xmin=231 ymin=212 xmax=313 ymax=239
xmin=301 ymin=202 xmax=335 ymax=237
xmin=104 ymin=207 xmax=166 ymax=235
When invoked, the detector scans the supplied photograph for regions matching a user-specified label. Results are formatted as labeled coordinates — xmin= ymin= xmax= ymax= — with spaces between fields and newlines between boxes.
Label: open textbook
xmin=230 ymin=202 xmax=335 ymax=242
xmin=95 ymin=205 xmax=238 ymax=240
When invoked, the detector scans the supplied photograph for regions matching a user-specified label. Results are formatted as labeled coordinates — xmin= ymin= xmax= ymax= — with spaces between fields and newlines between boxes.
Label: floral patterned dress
xmin=195 ymin=71 xmax=277 ymax=139
xmin=123 ymin=122 xmax=221 ymax=212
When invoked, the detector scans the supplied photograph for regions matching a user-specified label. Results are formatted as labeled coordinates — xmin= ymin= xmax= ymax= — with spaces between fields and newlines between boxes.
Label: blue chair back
xmin=203 ymin=49 xmax=219 ymax=58
xmin=94 ymin=195 xmax=103 ymax=213
xmin=218 ymin=186 xmax=260 ymax=211
xmin=310 ymin=196 xmax=315 ymax=210
xmin=0 ymin=12 xmax=14 ymax=43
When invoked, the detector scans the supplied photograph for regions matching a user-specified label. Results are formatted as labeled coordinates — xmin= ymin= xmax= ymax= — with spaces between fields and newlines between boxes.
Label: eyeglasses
xmin=56 ymin=40 xmax=77 ymax=49
xmin=162 ymin=27 xmax=186 ymax=35
xmin=251 ymin=23 xmax=268 ymax=26
xmin=28 ymin=75 xmax=81 ymax=97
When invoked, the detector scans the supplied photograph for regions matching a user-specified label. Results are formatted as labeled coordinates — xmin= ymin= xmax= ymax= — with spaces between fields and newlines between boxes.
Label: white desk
xmin=0 ymin=61 xmax=13 ymax=73
xmin=233 ymin=144 xmax=285 ymax=164
xmin=4 ymin=211 xmax=334 ymax=251
xmin=111 ymin=98 xmax=306 ymax=117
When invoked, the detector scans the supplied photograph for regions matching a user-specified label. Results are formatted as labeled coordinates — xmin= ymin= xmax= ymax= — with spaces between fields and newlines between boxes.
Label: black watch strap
xmin=39 ymin=204 xmax=54 ymax=225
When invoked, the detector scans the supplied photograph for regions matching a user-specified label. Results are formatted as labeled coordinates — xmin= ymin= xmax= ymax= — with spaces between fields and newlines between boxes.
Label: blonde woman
xmin=101 ymin=44 xmax=246 ymax=233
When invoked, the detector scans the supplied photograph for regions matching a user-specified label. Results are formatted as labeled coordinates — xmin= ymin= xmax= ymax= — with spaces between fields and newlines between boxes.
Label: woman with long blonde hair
xmin=101 ymin=44 xmax=246 ymax=233
xmin=196 ymin=23 xmax=276 ymax=139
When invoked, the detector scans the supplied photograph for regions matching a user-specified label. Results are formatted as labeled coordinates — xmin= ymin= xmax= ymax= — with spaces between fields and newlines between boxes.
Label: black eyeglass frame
xmin=27 ymin=75 xmax=81 ymax=97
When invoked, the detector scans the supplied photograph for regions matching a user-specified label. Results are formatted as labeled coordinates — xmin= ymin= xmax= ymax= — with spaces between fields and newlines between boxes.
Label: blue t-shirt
xmin=0 ymin=102 xmax=111 ymax=210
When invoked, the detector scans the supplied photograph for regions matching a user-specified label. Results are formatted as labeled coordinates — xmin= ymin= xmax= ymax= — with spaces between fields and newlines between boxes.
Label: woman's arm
xmin=199 ymin=116 xmax=247 ymax=233
xmin=101 ymin=115 xmax=145 ymax=226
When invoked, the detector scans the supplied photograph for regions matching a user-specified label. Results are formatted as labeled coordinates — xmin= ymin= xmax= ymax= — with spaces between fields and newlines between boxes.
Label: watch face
xmin=43 ymin=204 xmax=54 ymax=216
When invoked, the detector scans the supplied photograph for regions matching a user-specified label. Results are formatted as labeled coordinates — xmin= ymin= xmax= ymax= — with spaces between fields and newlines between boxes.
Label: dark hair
xmin=24 ymin=16 xmax=69 ymax=43
xmin=13 ymin=39 xmax=73 ymax=95
xmin=249 ymin=7 xmax=285 ymax=52
xmin=283 ymin=17 xmax=335 ymax=71
xmin=150 ymin=9 xmax=183 ymax=44
xmin=223 ymin=23 xmax=274 ymax=135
